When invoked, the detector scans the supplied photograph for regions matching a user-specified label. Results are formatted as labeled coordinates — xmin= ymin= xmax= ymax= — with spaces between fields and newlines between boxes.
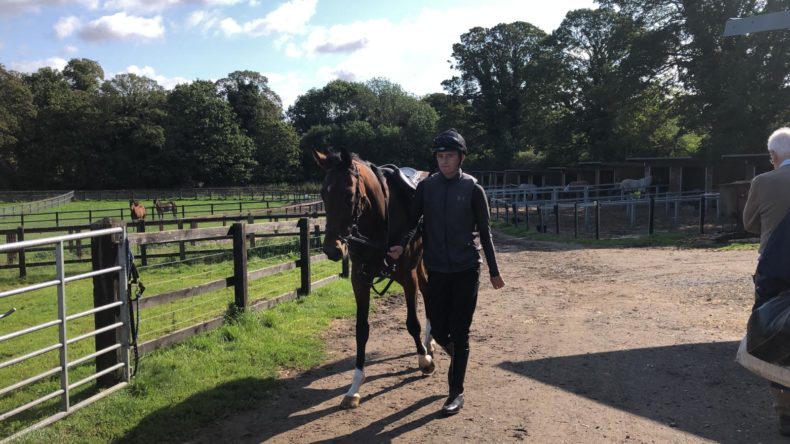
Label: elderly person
xmin=743 ymin=127 xmax=790 ymax=436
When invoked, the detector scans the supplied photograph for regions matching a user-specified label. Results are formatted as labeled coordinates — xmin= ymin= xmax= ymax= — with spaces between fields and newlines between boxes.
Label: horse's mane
xmin=324 ymin=150 xmax=388 ymax=197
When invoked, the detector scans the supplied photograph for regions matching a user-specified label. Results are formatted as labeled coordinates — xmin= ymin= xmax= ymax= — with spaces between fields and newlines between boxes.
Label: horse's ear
xmin=312 ymin=149 xmax=330 ymax=169
xmin=340 ymin=147 xmax=352 ymax=168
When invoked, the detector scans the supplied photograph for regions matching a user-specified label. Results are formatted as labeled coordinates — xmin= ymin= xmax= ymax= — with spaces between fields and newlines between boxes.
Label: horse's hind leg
xmin=416 ymin=264 xmax=436 ymax=358
xmin=342 ymin=276 xmax=370 ymax=409
xmin=403 ymin=269 xmax=434 ymax=375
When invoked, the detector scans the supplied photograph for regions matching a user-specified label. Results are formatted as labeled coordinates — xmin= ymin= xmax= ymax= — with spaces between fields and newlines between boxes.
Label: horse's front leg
xmin=341 ymin=275 xmax=371 ymax=409
xmin=402 ymin=269 xmax=435 ymax=375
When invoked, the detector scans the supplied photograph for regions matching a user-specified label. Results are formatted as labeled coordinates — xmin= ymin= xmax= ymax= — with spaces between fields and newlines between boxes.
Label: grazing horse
xmin=129 ymin=200 xmax=146 ymax=221
xmin=153 ymin=199 xmax=177 ymax=219
xmin=517 ymin=183 xmax=538 ymax=200
xmin=314 ymin=148 xmax=436 ymax=409
xmin=620 ymin=175 xmax=652 ymax=195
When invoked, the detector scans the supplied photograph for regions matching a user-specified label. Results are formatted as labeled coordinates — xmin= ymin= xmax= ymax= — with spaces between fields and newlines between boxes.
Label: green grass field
xmin=0 ymin=241 xmax=347 ymax=440
xmin=11 ymin=277 xmax=372 ymax=443
xmin=490 ymin=220 xmax=694 ymax=247
xmin=0 ymin=198 xmax=303 ymax=231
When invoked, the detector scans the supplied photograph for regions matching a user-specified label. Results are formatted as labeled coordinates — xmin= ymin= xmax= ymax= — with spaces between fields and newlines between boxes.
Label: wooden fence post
xmin=232 ymin=223 xmax=248 ymax=310
xmin=648 ymin=196 xmax=656 ymax=235
xmin=6 ymin=232 xmax=16 ymax=264
xmin=17 ymin=226 xmax=26 ymax=278
xmin=75 ymin=230 xmax=83 ymax=258
xmin=554 ymin=204 xmax=560 ymax=235
xmin=595 ymin=201 xmax=601 ymax=240
xmin=138 ymin=222 xmax=147 ymax=266
xmin=298 ymin=218 xmax=311 ymax=295
xmin=178 ymin=221 xmax=186 ymax=261
xmin=190 ymin=221 xmax=198 ymax=246
xmin=90 ymin=218 xmax=124 ymax=388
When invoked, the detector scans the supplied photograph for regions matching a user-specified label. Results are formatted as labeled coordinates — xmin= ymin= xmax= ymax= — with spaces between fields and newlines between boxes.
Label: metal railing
xmin=0 ymin=192 xmax=74 ymax=217
xmin=0 ymin=227 xmax=130 ymax=443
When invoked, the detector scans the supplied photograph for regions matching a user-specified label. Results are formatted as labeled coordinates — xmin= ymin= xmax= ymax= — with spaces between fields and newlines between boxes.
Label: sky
xmin=0 ymin=0 xmax=596 ymax=108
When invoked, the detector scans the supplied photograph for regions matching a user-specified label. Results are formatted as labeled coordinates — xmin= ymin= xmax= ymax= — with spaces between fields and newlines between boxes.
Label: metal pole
xmin=648 ymin=196 xmax=655 ymax=235
xmin=595 ymin=201 xmax=600 ymax=240
xmin=574 ymin=202 xmax=578 ymax=238
xmin=116 ymin=229 xmax=131 ymax=382
xmin=699 ymin=195 xmax=706 ymax=234
xmin=56 ymin=241 xmax=70 ymax=412
xmin=554 ymin=204 xmax=560 ymax=235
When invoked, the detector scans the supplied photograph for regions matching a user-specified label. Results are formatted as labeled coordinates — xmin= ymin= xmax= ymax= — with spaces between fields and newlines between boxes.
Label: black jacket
xmin=400 ymin=169 xmax=499 ymax=277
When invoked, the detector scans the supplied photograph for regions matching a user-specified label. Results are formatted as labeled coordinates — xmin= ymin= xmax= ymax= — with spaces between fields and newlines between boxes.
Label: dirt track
xmin=192 ymin=234 xmax=782 ymax=443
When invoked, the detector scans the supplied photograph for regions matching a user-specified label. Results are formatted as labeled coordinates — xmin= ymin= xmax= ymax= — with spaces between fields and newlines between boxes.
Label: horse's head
xmin=313 ymin=148 xmax=381 ymax=262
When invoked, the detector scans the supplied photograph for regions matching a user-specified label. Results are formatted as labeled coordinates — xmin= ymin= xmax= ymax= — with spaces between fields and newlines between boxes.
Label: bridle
xmin=334 ymin=162 xmax=400 ymax=294
xmin=339 ymin=162 xmax=389 ymax=252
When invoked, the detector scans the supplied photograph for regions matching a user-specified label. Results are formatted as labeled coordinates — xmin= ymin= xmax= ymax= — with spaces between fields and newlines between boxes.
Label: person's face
xmin=436 ymin=150 xmax=462 ymax=177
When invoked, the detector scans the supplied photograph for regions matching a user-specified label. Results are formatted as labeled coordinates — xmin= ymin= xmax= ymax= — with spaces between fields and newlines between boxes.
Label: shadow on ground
xmin=500 ymin=341 xmax=781 ymax=443
xmin=117 ymin=352 xmax=434 ymax=443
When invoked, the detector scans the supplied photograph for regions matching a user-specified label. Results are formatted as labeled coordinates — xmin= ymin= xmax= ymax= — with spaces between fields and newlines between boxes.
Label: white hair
xmin=768 ymin=127 xmax=790 ymax=157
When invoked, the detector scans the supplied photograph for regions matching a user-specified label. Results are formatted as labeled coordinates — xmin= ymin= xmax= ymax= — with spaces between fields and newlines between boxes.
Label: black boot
xmin=442 ymin=392 xmax=464 ymax=416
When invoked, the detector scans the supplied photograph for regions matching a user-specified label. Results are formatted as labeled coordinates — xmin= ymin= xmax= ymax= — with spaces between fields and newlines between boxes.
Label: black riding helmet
xmin=432 ymin=128 xmax=467 ymax=155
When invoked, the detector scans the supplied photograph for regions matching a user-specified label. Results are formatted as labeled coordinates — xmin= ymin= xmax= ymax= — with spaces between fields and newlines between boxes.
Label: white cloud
xmin=185 ymin=9 xmax=222 ymax=32
xmin=264 ymin=71 xmax=308 ymax=109
xmin=54 ymin=15 xmax=82 ymax=38
xmin=215 ymin=0 xmax=316 ymax=37
xmin=78 ymin=12 xmax=164 ymax=41
xmin=124 ymin=64 xmax=189 ymax=89
xmin=0 ymin=0 xmax=98 ymax=17
xmin=285 ymin=0 xmax=595 ymax=98
xmin=10 ymin=57 xmax=68 ymax=73
xmin=64 ymin=45 xmax=79 ymax=54
xmin=102 ymin=0 xmax=241 ymax=14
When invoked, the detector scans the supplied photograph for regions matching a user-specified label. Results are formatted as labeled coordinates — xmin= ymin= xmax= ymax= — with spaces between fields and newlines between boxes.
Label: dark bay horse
xmin=313 ymin=148 xmax=435 ymax=409
xmin=129 ymin=200 xmax=146 ymax=221
xmin=153 ymin=199 xmax=177 ymax=219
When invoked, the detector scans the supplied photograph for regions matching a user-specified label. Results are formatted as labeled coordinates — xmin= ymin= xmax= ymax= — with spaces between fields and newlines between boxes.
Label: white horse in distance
xmin=619 ymin=175 xmax=652 ymax=194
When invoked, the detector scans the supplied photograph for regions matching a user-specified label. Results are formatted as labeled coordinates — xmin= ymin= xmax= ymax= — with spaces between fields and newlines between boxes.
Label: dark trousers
xmin=425 ymin=265 xmax=480 ymax=395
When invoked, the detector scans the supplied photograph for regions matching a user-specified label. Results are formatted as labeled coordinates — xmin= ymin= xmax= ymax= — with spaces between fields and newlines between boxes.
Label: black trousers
xmin=425 ymin=265 xmax=480 ymax=395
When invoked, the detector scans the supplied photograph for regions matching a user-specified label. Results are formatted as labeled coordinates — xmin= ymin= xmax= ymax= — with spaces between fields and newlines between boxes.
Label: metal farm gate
xmin=0 ymin=227 xmax=131 ymax=442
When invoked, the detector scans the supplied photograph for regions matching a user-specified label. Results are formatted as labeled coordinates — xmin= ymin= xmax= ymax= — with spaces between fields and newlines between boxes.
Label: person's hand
xmin=491 ymin=275 xmax=505 ymax=289
xmin=387 ymin=245 xmax=404 ymax=260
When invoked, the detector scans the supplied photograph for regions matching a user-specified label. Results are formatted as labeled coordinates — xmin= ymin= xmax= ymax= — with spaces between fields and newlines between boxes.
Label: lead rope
xmin=125 ymin=239 xmax=144 ymax=376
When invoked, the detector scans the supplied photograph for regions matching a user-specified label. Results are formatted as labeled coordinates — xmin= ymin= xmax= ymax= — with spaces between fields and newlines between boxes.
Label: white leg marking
xmin=345 ymin=368 xmax=366 ymax=398
xmin=418 ymin=353 xmax=433 ymax=368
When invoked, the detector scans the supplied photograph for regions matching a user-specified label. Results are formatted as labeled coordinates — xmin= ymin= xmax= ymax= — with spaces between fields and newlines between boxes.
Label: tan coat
xmin=743 ymin=165 xmax=790 ymax=252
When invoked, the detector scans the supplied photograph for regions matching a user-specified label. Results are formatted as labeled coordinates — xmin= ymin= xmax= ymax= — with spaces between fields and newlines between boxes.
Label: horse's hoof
xmin=340 ymin=394 xmax=361 ymax=409
xmin=420 ymin=360 xmax=436 ymax=376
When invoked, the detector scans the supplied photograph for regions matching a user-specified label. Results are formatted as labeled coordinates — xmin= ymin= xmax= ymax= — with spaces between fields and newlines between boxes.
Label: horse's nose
xmin=322 ymin=238 xmax=345 ymax=262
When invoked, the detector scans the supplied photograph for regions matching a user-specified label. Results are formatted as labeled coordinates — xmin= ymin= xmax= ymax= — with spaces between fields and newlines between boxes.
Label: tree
xmin=599 ymin=0 xmax=790 ymax=159
xmin=0 ymin=65 xmax=35 ymax=188
xmin=288 ymin=80 xmax=377 ymax=136
xmin=164 ymin=80 xmax=256 ymax=186
xmin=217 ymin=71 xmax=301 ymax=183
xmin=96 ymin=73 xmax=168 ymax=187
xmin=17 ymin=67 xmax=102 ymax=189
xmin=542 ymin=8 xmax=678 ymax=162
xmin=446 ymin=22 xmax=547 ymax=168
xmin=63 ymin=58 xmax=104 ymax=93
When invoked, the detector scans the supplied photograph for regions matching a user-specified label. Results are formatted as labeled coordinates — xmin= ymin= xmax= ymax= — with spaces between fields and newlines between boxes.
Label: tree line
xmin=1 ymin=0 xmax=788 ymax=190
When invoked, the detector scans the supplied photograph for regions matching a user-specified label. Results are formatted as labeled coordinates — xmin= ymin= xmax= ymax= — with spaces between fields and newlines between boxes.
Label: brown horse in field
xmin=129 ymin=200 xmax=146 ymax=221
xmin=153 ymin=199 xmax=177 ymax=219
xmin=314 ymin=148 xmax=435 ymax=409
